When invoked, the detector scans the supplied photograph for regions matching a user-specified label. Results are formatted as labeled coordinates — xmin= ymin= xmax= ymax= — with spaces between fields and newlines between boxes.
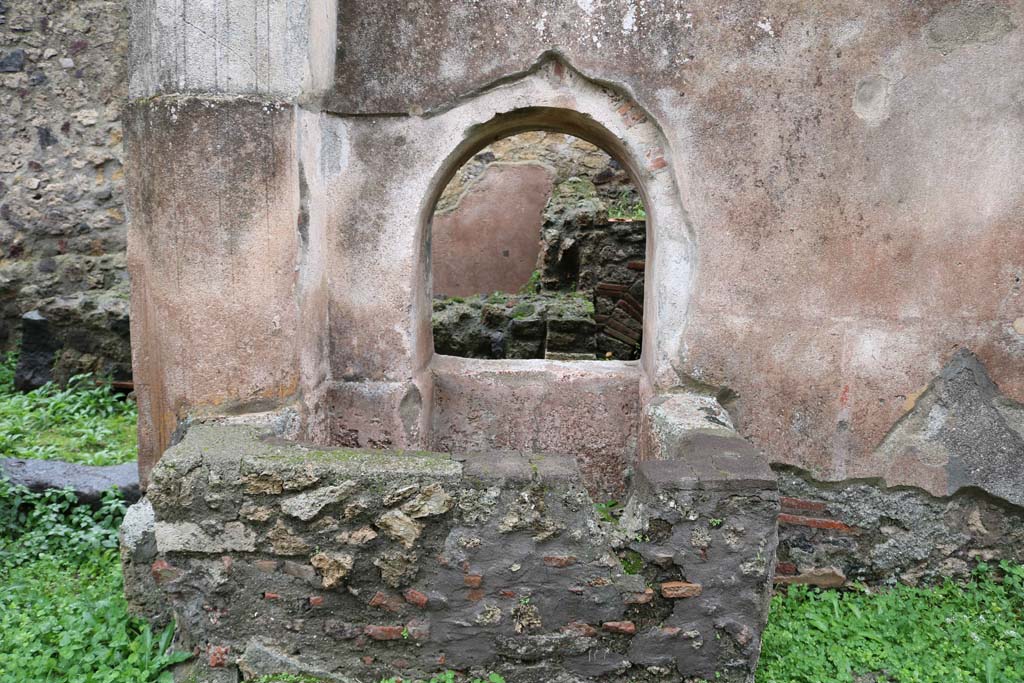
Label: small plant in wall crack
xmin=595 ymin=500 xmax=623 ymax=524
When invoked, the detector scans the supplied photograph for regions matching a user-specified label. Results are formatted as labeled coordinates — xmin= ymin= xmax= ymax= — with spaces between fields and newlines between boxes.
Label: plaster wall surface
xmin=126 ymin=97 xmax=304 ymax=483
xmin=129 ymin=0 xmax=336 ymax=97
xmin=432 ymin=163 xmax=553 ymax=297
xmin=325 ymin=0 xmax=1024 ymax=489
xmin=126 ymin=0 xmax=1024 ymax=500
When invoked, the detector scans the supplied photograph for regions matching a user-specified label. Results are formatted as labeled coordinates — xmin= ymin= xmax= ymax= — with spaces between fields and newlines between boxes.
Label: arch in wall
xmin=412 ymin=56 xmax=694 ymax=390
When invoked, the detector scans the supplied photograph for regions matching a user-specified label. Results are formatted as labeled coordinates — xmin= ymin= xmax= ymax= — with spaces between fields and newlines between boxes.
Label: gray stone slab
xmin=1 ymin=457 xmax=140 ymax=504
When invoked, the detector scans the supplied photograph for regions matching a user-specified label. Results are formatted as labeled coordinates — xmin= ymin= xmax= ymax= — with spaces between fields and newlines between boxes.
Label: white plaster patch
xmin=576 ymin=0 xmax=595 ymax=14
xmin=832 ymin=19 xmax=865 ymax=47
xmin=622 ymin=5 xmax=637 ymax=32
xmin=756 ymin=17 xmax=774 ymax=37
xmin=853 ymin=75 xmax=891 ymax=126
xmin=534 ymin=11 xmax=547 ymax=33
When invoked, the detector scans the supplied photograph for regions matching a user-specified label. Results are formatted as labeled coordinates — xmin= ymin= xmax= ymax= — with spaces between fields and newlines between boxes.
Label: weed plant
xmin=0 ymin=353 xmax=137 ymax=465
xmin=759 ymin=563 xmax=1024 ymax=683
xmin=0 ymin=478 xmax=188 ymax=682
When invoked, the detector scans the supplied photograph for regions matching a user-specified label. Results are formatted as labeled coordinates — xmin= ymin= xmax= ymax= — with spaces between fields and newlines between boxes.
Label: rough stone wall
xmin=0 ymin=0 xmax=131 ymax=383
xmin=123 ymin=420 xmax=778 ymax=683
xmin=773 ymin=467 xmax=1024 ymax=589
xmin=771 ymin=349 xmax=1024 ymax=589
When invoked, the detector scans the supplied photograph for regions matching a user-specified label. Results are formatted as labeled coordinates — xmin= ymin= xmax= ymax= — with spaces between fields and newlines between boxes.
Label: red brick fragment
xmin=777 ymin=513 xmax=857 ymax=533
xmin=775 ymin=561 xmax=798 ymax=576
xmin=603 ymin=620 xmax=637 ymax=635
xmin=151 ymin=559 xmax=181 ymax=584
xmin=661 ymin=581 xmax=702 ymax=599
xmin=207 ymin=645 xmax=229 ymax=668
xmin=650 ymin=156 xmax=667 ymax=170
xmin=263 ymin=592 xmax=281 ymax=600
xmin=403 ymin=588 xmax=429 ymax=608
xmin=369 ymin=591 xmax=404 ymax=612
xmin=659 ymin=626 xmax=682 ymax=637
xmin=463 ymin=574 xmax=483 ymax=588
xmin=499 ymin=590 xmax=516 ymax=599
xmin=467 ymin=589 xmax=484 ymax=602
xmin=308 ymin=595 xmax=325 ymax=607
xmin=364 ymin=625 xmax=404 ymax=641
xmin=543 ymin=555 xmax=577 ymax=568
xmin=405 ymin=619 xmax=430 ymax=641
xmin=562 ymin=621 xmax=598 ymax=637
xmin=361 ymin=656 xmax=374 ymax=665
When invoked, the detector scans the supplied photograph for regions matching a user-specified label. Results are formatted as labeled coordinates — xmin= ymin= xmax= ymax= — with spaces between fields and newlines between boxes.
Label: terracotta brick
xmin=151 ymin=559 xmax=181 ymax=584
xmin=405 ymin=619 xmax=430 ymax=641
xmin=777 ymin=513 xmax=857 ymax=533
xmin=661 ymin=581 xmax=702 ymax=599
xmin=361 ymin=656 xmax=374 ymax=665
xmin=308 ymin=595 xmax=325 ymax=607
xmin=369 ymin=591 xmax=404 ymax=613
xmin=467 ymin=588 xmax=484 ymax=602
xmin=207 ymin=645 xmax=229 ymax=668
xmin=562 ymin=621 xmax=598 ymax=637
xmin=364 ymin=625 xmax=404 ymax=641
xmin=543 ymin=555 xmax=577 ymax=568
xmin=603 ymin=620 xmax=637 ymax=635
xmin=263 ymin=592 xmax=282 ymax=600
xmin=463 ymin=574 xmax=483 ymax=588
xmin=775 ymin=561 xmax=798 ymax=576
xmin=403 ymin=588 xmax=429 ymax=608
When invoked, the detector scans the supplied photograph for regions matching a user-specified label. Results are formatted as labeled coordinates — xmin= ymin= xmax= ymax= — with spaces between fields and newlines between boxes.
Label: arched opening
xmin=428 ymin=127 xmax=648 ymax=362
xmin=408 ymin=92 xmax=690 ymax=493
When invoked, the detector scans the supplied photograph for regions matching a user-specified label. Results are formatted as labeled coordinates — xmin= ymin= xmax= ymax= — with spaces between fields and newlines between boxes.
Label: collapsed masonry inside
xmin=431 ymin=132 xmax=647 ymax=361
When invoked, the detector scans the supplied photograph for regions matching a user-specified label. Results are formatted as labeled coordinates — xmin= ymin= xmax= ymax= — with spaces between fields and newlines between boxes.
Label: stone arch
xmin=412 ymin=56 xmax=694 ymax=390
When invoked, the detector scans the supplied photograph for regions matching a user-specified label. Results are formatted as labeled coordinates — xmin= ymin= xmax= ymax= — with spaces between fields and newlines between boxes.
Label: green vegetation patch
xmin=0 ymin=353 xmax=137 ymax=465
xmin=759 ymin=563 xmax=1024 ymax=683
xmin=381 ymin=674 xmax=505 ymax=683
xmin=0 ymin=478 xmax=188 ymax=682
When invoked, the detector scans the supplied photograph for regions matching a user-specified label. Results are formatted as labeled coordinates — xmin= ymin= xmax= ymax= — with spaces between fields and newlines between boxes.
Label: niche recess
xmin=429 ymin=130 xmax=648 ymax=362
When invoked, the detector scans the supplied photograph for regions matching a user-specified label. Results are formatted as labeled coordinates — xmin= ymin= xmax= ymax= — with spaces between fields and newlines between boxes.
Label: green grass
xmin=759 ymin=564 xmax=1024 ymax=683
xmin=0 ymin=479 xmax=189 ymax=682
xmin=0 ymin=353 xmax=137 ymax=465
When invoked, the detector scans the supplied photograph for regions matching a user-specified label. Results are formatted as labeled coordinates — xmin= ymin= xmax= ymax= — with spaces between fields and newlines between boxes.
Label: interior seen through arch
xmin=430 ymin=131 xmax=647 ymax=361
